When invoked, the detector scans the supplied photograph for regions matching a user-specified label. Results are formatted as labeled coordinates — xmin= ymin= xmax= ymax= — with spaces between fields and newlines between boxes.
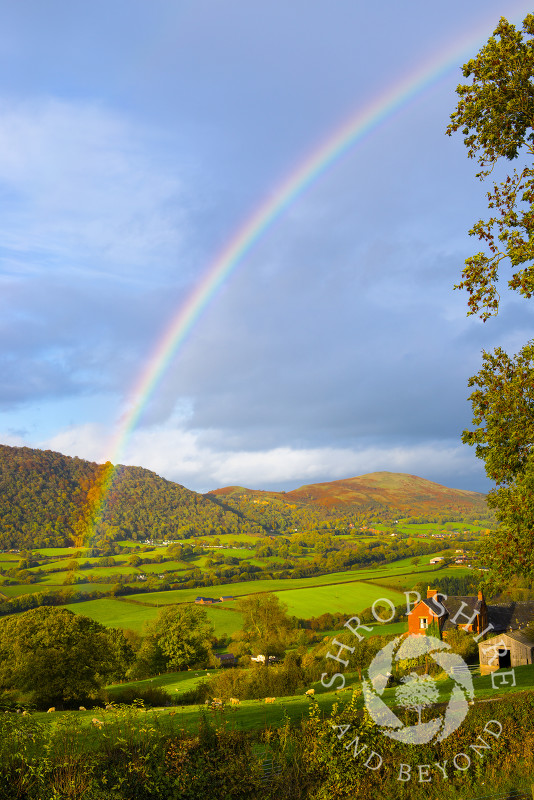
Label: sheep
xmin=47 ymin=708 xmax=55 ymax=713
xmin=305 ymin=689 xmax=315 ymax=696
xmin=265 ymin=697 xmax=276 ymax=704
xmin=91 ymin=718 xmax=104 ymax=727
xmin=105 ymin=704 xmax=114 ymax=711
xmin=79 ymin=706 xmax=86 ymax=711
xmin=211 ymin=698 xmax=223 ymax=706
xmin=229 ymin=697 xmax=240 ymax=705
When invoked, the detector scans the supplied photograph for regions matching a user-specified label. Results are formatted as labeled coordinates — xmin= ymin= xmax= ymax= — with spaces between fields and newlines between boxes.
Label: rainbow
xmin=84 ymin=3 xmax=531 ymax=540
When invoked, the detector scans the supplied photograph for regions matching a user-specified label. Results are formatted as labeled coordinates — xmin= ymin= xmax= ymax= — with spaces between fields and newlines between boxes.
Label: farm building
xmin=479 ymin=631 xmax=534 ymax=675
xmin=195 ymin=596 xmax=219 ymax=605
xmin=214 ymin=653 xmax=237 ymax=667
xmin=409 ymin=588 xmax=534 ymax=639
xmin=408 ymin=588 xmax=488 ymax=636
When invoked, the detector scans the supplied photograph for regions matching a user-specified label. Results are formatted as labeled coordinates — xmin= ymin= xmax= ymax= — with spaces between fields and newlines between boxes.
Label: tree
xmin=134 ymin=604 xmax=214 ymax=677
xmin=231 ymin=593 xmax=296 ymax=663
xmin=447 ymin=14 xmax=534 ymax=587
xmin=0 ymin=607 xmax=126 ymax=708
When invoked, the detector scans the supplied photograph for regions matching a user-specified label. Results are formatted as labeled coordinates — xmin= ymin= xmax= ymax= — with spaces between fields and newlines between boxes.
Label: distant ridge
xmin=208 ymin=471 xmax=487 ymax=516
xmin=0 ymin=443 xmax=488 ymax=550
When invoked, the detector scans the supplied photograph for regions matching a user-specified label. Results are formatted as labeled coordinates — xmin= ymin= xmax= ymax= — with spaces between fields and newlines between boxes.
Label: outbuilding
xmin=479 ymin=630 xmax=534 ymax=675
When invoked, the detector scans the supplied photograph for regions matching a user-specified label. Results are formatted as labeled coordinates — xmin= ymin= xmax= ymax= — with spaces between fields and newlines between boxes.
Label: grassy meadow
xmin=0 ymin=523 xmax=488 ymax=644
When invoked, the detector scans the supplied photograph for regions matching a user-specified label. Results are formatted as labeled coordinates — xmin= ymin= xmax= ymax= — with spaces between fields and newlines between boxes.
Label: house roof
xmin=485 ymin=602 xmax=534 ymax=632
xmin=441 ymin=596 xmax=485 ymax=630
xmin=410 ymin=595 xmax=482 ymax=621
xmin=412 ymin=598 xmax=443 ymax=616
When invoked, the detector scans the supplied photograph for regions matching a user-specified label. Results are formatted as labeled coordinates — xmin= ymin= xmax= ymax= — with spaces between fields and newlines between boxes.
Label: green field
xmin=31 ymin=664 xmax=534 ymax=737
xmin=64 ymin=596 xmax=243 ymax=638
xmin=368 ymin=566 xmax=474 ymax=591
xmin=125 ymin=557 xmax=452 ymax=608
xmin=64 ymin=598 xmax=160 ymax=632
xmin=272 ymin=582 xmax=405 ymax=616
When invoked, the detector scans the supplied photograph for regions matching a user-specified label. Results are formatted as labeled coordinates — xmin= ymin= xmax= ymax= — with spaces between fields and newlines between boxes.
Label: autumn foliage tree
xmin=447 ymin=14 xmax=534 ymax=587
xmin=231 ymin=593 xmax=296 ymax=663
xmin=0 ymin=607 xmax=131 ymax=708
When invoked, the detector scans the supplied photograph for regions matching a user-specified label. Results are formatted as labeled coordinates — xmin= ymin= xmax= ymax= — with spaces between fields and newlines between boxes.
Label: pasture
xmin=30 ymin=664 xmax=534 ymax=737
xmin=64 ymin=598 xmax=160 ymax=632
xmin=124 ymin=555 xmax=452 ymax=608
xmin=271 ymin=582 xmax=405 ymax=617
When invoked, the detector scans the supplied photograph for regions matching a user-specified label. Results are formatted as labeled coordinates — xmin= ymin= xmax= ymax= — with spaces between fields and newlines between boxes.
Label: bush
xmin=108 ymin=686 xmax=172 ymax=707
xmin=206 ymin=654 xmax=306 ymax=701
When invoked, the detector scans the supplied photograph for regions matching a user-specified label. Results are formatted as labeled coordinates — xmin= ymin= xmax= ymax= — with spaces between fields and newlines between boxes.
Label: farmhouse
xmin=408 ymin=587 xmax=488 ymax=636
xmin=479 ymin=630 xmax=534 ymax=674
xmin=195 ymin=596 xmax=219 ymax=605
xmin=409 ymin=587 xmax=534 ymax=638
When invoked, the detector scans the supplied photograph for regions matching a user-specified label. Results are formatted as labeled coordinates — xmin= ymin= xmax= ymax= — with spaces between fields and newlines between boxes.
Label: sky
xmin=0 ymin=0 xmax=532 ymax=494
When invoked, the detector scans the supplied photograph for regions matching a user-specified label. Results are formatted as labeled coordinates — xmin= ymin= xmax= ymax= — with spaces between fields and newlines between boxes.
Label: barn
xmin=479 ymin=630 xmax=534 ymax=675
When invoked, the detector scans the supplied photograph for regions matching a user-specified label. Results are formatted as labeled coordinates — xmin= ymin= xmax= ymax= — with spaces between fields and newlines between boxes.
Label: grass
xmin=124 ymin=556 xmax=455 ymax=607
xmin=271 ymin=583 xmax=405 ymax=617
xmin=107 ymin=668 xmax=212 ymax=697
xmin=65 ymin=596 xmax=243 ymax=638
xmin=366 ymin=566 xmax=474 ymax=591
xmin=0 ymin=583 xmax=51 ymax=597
xmin=32 ymin=665 xmax=534 ymax=737
xmin=64 ymin=598 xmax=160 ymax=632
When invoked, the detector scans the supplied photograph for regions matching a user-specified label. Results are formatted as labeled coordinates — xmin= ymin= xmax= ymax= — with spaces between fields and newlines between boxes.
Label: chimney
xmin=427 ymin=587 xmax=438 ymax=599
xmin=478 ymin=590 xmax=484 ymax=602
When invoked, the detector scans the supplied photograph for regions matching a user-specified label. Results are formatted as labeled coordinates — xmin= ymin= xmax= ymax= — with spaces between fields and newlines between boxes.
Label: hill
xmin=0 ymin=444 xmax=489 ymax=550
xmin=208 ymin=471 xmax=488 ymax=518
xmin=0 ymin=444 xmax=255 ymax=550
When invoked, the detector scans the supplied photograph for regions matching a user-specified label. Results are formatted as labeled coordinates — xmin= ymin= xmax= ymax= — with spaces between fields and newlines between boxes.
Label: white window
xmin=419 ymin=617 xmax=428 ymax=629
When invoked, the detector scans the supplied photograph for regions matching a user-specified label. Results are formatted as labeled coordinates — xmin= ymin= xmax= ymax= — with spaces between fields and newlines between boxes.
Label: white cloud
xmin=38 ymin=422 xmax=485 ymax=494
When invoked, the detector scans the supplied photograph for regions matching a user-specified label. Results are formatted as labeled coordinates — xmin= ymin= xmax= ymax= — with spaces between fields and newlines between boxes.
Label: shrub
xmin=108 ymin=686 xmax=172 ymax=707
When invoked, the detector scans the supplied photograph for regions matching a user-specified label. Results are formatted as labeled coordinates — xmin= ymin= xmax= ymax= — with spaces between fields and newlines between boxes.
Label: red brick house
xmin=408 ymin=587 xmax=488 ymax=636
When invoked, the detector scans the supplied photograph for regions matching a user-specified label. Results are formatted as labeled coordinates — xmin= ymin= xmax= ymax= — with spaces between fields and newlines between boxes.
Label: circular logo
xmin=362 ymin=634 xmax=474 ymax=745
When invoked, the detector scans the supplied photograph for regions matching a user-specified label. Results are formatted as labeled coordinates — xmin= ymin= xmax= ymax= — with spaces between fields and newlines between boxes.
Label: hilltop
xmin=208 ymin=471 xmax=488 ymax=518
xmin=0 ymin=444 xmax=489 ymax=550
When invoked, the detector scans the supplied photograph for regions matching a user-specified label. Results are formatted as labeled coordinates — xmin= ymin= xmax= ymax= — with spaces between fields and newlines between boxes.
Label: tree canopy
xmin=231 ymin=593 xmax=296 ymax=662
xmin=134 ymin=604 xmax=214 ymax=677
xmin=447 ymin=14 xmax=534 ymax=321
xmin=448 ymin=14 xmax=534 ymax=587
xmin=0 ymin=607 xmax=131 ymax=707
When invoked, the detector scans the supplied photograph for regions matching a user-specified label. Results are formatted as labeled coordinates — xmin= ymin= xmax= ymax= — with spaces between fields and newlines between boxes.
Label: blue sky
xmin=0 ymin=0 xmax=531 ymax=493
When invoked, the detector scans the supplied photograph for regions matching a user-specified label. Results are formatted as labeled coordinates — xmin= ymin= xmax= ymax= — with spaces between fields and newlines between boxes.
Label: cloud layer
xmin=1 ymin=1 xmax=529 ymax=494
